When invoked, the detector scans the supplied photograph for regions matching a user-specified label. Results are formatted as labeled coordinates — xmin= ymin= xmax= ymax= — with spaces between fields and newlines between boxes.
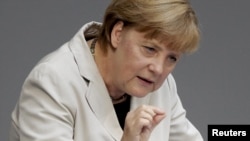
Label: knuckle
xmin=140 ymin=104 xmax=148 ymax=109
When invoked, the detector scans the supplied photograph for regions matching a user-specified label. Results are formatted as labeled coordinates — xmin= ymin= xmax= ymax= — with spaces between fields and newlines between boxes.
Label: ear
xmin=110 ymin=21 xmax=124 ymax=48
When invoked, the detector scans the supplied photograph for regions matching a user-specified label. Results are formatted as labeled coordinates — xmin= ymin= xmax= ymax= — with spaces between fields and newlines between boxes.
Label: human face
xmin=110 ymin=25 xmax=181 ymax=98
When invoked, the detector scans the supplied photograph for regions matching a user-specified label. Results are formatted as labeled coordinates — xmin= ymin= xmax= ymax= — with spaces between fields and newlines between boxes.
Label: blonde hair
xmin=99 ymin=0 xmax=200 ymax=53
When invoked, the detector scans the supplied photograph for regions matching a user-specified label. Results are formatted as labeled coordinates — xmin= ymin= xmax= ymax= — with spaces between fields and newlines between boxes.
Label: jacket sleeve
xmin=11 ymin=62 xmax=76 ymax=141
xmin=167 ymin=75 xmax=204 ymax=141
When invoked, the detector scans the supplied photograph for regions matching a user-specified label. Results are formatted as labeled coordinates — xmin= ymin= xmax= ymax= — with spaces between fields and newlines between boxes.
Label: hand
xmin=121 ymin=105 xmax=166 ymax=141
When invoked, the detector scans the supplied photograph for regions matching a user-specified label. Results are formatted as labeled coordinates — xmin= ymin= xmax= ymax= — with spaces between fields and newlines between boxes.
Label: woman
xmin=9 ymin=0 xmax=203 ymax=141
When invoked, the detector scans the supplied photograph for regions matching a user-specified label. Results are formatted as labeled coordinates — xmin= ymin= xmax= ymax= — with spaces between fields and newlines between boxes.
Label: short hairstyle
xmin=99 ymin=0 xmax=200 ymax=54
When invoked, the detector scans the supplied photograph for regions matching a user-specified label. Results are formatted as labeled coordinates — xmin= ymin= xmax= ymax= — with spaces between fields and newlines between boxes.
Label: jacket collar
xmin=68 ymin=21 xmax=100 ymax=81
xmin=68 ymin=22 xmax=123 ymax=140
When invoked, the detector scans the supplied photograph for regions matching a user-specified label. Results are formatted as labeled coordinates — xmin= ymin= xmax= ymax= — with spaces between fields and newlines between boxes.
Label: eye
xmin=143 ymin=46 xmax=156 ymax=55
xmin=168 ymin=55 xmax=178 ymax=63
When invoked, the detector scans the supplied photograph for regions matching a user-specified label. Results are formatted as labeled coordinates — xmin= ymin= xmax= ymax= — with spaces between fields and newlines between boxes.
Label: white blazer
xmin=9 ymin=22 xmax=203 ymax=141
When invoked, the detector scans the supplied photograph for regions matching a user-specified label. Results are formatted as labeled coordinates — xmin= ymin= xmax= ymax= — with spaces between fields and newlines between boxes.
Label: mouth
xmin=137 ymin=76 xmax=154 ymax=84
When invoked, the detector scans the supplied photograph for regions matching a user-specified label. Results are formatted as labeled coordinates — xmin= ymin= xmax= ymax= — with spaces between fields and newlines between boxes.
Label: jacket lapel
xmin=68 ymin=22 xmax=123 ymax=140
xmin=86 ymin=78 xmax=123 ymax=140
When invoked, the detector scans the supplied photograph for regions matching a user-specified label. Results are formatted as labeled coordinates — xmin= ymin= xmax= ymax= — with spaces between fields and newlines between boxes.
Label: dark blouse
xmin=113 ymin=96 xmax=131 ymax=129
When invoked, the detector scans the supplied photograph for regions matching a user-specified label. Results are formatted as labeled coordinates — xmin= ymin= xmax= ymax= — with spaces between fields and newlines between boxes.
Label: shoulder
xmin=22 ymin=44 xmax=88 ymax=110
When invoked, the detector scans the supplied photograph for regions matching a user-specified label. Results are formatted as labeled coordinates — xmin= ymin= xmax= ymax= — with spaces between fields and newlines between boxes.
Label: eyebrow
xmin=143 ymin=39 xmax=161 ymax=48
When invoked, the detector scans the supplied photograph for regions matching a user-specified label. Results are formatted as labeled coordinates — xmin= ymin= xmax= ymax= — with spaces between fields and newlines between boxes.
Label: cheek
xmin=123 ymin=42 xmax=136 ymax=56
xmin=120 ymin=44 xmax=144 ymax=68
xmin=119 ymin=36 xmax=140 ymax=56
xmin=114 ymin=50 xmax=138 ymax=78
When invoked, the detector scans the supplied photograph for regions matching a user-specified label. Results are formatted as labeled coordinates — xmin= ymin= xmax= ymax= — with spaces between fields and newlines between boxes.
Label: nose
xmin=148 ymin=59 xmax=164 ymax=75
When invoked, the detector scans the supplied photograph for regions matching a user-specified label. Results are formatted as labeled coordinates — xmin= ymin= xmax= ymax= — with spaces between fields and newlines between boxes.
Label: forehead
xmin=123 ymin=26 xmax=181 ymax=53
xmin=123 ymin=22 xmax=197 ymax=53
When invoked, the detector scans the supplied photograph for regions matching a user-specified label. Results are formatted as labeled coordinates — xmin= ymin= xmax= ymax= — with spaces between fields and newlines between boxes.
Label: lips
xmin=137 ymin=76 xmax=154 ymax=84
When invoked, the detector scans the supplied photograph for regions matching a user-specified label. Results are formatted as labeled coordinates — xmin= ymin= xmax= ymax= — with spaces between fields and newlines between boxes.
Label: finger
xmin=138 ymin=106 xmax=166 ymax=128
xmin=154 ymin=114 xmax=166 ymax=123
xmin=151 ymin=114 xmax=166 ymax=129
xmin=134 ymin=105 xmax=166 ymax=122
xmin=151 ymin=106 xmax=165 ymax=115
xmin=141 ymin=106 xmax=166 ymax=129
xmin=136 ymin=105 xmax=157 ymax=117
xmin=140 ymin=111 xmax=152 ymax=120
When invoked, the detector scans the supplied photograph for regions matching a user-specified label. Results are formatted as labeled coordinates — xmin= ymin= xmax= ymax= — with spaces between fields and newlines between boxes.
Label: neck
xmin=111 ymin=94 xmax=129 ymax=104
